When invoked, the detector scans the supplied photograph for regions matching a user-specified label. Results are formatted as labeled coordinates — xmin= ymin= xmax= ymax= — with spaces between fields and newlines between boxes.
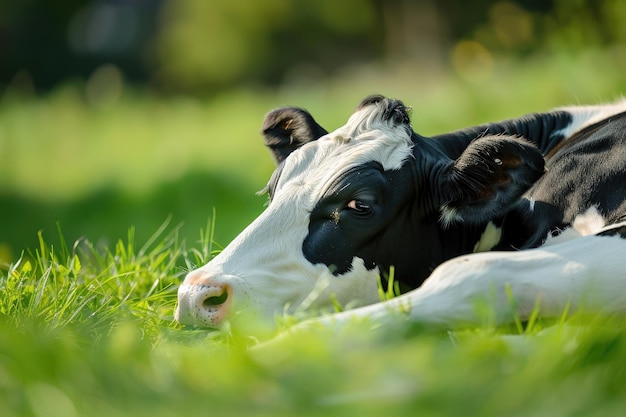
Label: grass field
xmin=2 ymin=50 xmax=626 ymax=416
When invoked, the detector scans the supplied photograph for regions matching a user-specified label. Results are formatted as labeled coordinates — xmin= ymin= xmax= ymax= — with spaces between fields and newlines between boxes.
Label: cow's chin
xmin=175 ymin=257 xmax=382 ymax=335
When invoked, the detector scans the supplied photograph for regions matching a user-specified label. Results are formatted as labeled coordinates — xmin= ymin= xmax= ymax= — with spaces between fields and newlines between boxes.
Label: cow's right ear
xmin=261 ymin=107 xmax=328 ymax=164
xmin=438 ymin=135 xmax=545 ymax=226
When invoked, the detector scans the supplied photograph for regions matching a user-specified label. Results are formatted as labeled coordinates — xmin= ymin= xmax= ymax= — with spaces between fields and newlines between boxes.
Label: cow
xmin=175 ymin=95 xmax=626 ymax=334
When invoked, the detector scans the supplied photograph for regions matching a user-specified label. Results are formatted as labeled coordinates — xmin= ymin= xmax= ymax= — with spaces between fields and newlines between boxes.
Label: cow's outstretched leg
xmin=283 ymin=230 xmax=626 ymax=336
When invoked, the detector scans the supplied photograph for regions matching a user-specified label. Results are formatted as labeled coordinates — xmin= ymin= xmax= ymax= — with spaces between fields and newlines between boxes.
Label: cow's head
xmin=175 ymin=95 xmax=544 ymax=330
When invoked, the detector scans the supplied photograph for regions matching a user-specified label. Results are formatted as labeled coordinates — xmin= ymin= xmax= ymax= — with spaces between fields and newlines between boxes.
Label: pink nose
xmin=175 ymin=270 xmax=232 ymax=328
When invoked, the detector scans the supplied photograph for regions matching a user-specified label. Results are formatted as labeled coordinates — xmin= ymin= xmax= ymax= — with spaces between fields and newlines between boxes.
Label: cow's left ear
xmin=261 ymin=107 xmax=328 ymax=164
xmin=439 ymin=135 xmax=545 ymax=225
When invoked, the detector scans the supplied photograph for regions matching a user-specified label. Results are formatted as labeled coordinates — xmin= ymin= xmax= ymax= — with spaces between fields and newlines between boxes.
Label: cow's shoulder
xmin=498 ymin=102 xmax=626 ymax=250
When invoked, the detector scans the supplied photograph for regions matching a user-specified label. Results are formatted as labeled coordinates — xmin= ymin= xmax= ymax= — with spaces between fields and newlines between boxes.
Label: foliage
xmin=152 ymin=0 xmax=626 ymax=93
xmin=0 ymin=221 xmax=182 ymax=338
xmin=3 ymin=0 xmax=626 ymax=94
xmin=153 ymin=0 xmax=377 ymax=93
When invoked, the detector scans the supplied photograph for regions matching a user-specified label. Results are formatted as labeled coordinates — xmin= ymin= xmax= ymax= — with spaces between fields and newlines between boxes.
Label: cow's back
xmin=501 ymin=111 xmax=626 ymax=249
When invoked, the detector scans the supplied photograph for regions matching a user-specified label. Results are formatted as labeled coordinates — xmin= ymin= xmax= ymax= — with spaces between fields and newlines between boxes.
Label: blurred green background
xmin=1 ymin=0 xmax=625 ymax=264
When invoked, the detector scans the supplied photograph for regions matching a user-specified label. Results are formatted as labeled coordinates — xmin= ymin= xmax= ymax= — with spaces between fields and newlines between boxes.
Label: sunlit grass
xmin=0 ymin=222 xmax=180 ymax=338
xmin=3 ymin=225 xmax=626 ymax=416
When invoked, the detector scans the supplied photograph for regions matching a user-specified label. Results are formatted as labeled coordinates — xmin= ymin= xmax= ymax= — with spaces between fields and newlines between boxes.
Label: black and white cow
xmin=176 ymin=95 xmax=626 ymax=332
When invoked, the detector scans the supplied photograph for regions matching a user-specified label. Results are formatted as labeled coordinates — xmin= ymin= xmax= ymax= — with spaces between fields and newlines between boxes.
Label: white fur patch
xmin=473 ymin=221 xmax=502 ymax=252
xmin=272 ymin=103 xmax=415 ymax=208
xmin=544 ymin=206 xmax=607 ymax=247
xmin=572 ymin=206 xmax=606 ymax=236
xmin=555 ymin=99 xmax=626 ymax=139
xmin=439 ymin=206 xmax=461 ymax=228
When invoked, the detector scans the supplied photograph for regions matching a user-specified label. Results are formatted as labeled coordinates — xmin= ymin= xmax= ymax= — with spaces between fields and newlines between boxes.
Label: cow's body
xmin=176 ymin=96 xmax=626 ymax=333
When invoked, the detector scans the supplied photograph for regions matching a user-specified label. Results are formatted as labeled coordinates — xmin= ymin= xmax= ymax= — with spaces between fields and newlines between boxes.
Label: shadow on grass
xmin=0 ymin=171 xmax=268 ymax=262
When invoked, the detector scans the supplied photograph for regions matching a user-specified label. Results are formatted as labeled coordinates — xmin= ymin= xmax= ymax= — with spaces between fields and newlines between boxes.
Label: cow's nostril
xmin=176 ymin=276 xmax=233 ymax=327
xmin=203 ymin=290 xmax=228 ymax=307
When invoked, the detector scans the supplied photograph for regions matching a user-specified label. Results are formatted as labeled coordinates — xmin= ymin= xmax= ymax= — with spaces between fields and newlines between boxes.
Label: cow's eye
xmin=346 ymin=199 xmax=374 ymax=216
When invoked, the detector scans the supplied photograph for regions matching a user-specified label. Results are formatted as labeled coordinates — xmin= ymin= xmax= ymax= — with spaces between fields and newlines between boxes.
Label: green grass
xmin=2 ymin=50 xmax=626 ymax=416
xmin=3 ymin=227 xmax=626 ymax=417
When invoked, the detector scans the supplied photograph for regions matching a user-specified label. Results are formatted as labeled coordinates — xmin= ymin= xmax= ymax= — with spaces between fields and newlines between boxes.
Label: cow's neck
xmin=430 ymin=110 xmax=573 ymax=157
xmin=397 ymin=212 xmax=492 ymax=290
xmin=401 ymin=136 xmax=509 ymax=288
xmin=439 ymin=220 xmax=494 ymax=256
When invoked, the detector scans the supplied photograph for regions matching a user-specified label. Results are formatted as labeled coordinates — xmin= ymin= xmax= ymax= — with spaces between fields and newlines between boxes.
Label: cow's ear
xmin=261 ymin=107 xmax=328 ymax=164
xmin=439 ymin=135 xmax=545 ymax=226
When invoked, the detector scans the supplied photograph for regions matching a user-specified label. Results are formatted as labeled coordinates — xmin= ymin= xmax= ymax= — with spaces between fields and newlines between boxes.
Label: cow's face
xmin=176 ymin=97 xmax=420 ymax=329
xmin=175 ymin=96 xmax=545 ymax=330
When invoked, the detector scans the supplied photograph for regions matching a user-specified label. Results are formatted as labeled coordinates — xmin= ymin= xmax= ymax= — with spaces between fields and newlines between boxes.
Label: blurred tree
xmin=0 ymin=1 xmax=86 ymax=91
xmin=151 ymin=0 xmax=379 ymax=93
xmin=373 ymin=0 xmax=445 ymax=67
xmin=1 ymin=0 xmax=625 ymax=94
xmin=542 ymin=0 xmax=626 ymax=51
xmin=0 ymin=0 xmax=160 ymax=93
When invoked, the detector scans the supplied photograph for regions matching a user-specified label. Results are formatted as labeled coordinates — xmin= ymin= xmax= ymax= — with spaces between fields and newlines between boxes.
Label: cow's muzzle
xmin=175 ymin=270 xmax=233 ymax=328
